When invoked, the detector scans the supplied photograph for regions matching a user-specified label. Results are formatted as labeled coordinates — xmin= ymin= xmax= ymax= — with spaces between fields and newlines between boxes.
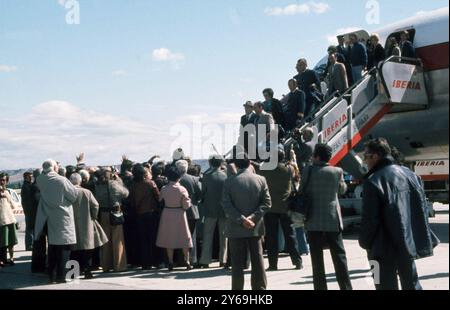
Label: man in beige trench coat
xmin=70 ymin=173 xmax=108 ymax=279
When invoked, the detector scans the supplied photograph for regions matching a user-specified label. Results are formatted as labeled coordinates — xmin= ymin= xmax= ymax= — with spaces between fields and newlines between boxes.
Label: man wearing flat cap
xmin=238 ymin=101 xmax=257 ymax=155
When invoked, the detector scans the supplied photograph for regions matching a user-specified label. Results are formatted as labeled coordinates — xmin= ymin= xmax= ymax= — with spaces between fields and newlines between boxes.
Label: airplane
xmin=310 ymin=7 xmax=449 ymax=203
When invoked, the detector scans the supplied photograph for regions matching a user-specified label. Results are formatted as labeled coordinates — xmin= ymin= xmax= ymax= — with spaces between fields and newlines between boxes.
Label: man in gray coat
xmin=199 ymin=156 xmax=228 ymax=268
xmin=177 ymin=160 xmax=202 ymax=266
xmin=327 ymin=52 xmax=349 ymax=98
xmin=294 ymin=127 xmax=316 ymax=172
xmin=35 ymin=159 xmax=78 ymax=283
xmin=222 ymin=154 xmax=271 ymax=290
xmin=253 ymin=101 xmax=275 ymax=160
xmin=303 ymin=144 xmax=352 ymax=290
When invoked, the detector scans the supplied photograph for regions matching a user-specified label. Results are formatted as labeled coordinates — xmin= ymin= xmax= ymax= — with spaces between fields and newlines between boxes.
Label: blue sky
xmin=0 ymin=0 xmax=448 ymax=169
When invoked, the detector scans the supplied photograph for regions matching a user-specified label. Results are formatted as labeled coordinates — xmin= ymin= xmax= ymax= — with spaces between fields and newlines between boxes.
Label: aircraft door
xmin=380 ymin=56 xmax=429 ymax=110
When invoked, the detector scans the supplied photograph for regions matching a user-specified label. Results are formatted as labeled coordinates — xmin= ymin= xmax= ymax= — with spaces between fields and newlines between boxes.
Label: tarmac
xmin=0 ymin=204 xmax=448 ymax=290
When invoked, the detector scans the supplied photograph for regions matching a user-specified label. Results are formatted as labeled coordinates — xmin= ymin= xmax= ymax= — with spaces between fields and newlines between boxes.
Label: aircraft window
xmin=313 ymin=55 xmax=329 ymax=80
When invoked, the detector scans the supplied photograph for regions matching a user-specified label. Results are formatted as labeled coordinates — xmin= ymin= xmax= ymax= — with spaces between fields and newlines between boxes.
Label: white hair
xmin=70 ymin=173 xmax=82 ymax=186
xmin=42 ymin=159 xmax=57 ymax=174
xmin=176 ymin=160 xmax=189 ymax=175
xmin=79 ymin=169 xmax=90 ymax=182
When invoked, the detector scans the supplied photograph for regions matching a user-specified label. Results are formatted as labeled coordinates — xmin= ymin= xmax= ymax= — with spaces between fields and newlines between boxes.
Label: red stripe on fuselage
xmin=420 ymin=174 xmax=449 ymax=181
xmin=416 ymin=42 xmax=449 ymax=71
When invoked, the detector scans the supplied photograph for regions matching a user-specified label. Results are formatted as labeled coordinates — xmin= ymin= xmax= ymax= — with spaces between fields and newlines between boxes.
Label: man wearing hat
xmin=238 ymin=101 xmax=257 ymax=155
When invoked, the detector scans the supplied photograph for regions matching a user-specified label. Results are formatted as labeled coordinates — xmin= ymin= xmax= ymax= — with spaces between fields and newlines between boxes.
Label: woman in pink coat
xmin=156 ymin=166 xmax=193 ymax=271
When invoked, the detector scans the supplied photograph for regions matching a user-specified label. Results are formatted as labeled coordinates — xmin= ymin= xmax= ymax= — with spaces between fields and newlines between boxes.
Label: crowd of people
xmin=0 ymin=136 xmax=439 ymax=290
xmin=238 ymin=30 xmax=417 ymax=152
xmin=0 ymin=31 xmax=432 ymax=290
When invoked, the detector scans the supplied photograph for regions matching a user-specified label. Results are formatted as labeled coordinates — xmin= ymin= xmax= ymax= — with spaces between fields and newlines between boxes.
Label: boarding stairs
xmin=284 ymin=56 xmax=430 ymax=179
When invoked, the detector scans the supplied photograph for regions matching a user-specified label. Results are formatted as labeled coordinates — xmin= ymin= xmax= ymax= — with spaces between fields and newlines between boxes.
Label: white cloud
xmin=415 ymin=7 xmax=449 ymax=16
xmin=264 ymin=2 xmax=330 ymax=16
xmin=308 ymin=2 xmax=330 ymax=14
xmin=173 ymin=112 xmax=241 ymax=126
xmin=0 ymin=101 xmax=244 ymax=169
xmin=167 ymin=112 xmax=241 ymax=160
xmin=152 ymin=48 xmax=185 ymax=62
xmin=326 ymin=27 xmax=361 ymax=44
xmin=112 ymin=69 xmax=127 ymax=77
xmin=0 ymin=101 xmax=169 ymax=169
xmin=0 ymin=65 xmax=17 ymax=73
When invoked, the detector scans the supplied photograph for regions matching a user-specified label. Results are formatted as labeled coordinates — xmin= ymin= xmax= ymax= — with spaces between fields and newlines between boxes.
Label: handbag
xmin=109 ymin=210 xmax=125 ymax=226
xmin=287 ymin=166 xmax=313 ymax=219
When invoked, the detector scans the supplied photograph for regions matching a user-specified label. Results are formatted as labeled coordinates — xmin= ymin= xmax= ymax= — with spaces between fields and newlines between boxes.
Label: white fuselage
xmin=361 ymin=8 xmax=449 ymax=162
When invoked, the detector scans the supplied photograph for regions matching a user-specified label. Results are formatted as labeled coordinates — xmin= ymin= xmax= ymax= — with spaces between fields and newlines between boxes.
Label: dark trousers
xmin=24 ymin=215 xmax=34 ymax=250
xmin=229 ymin=237 xmax=267 ymax=290
xmin=48 ymin=245 xmax=71 ymax=281
xmin=70 ymin=249 xmax=93 ymax=274
xmin=91 ymin=247 xmax=100 ymax=269
xmin=123 ymin=213 xmax=140 ymax=266
xmin=0 ymin=247 xmax=7 ymax=263
xmin=305 ymin=100 xmax=316 ymax=118
xmin=188 ymin=219 xmax=198 ymax=264
xmin=264 ymin=213 xmax=301 ymax=268
xmin=308 ymin=231 xmax=352 ymax=290
xmin=136 ymin=212 xmax=159 ymax=269
xmin=376 ymin=255 xmax=422 ymax=290
xmin=31 ymin=229 xmax=47 ymax=273
xmin=225 ymin=240 xmax=250 ymax=268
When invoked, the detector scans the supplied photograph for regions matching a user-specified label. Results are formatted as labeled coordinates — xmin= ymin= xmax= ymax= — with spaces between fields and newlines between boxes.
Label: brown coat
xmin=129 ymin=180 xmax=160 ymax=215
xmin=258 ymin=163 xmax=293 ymax=214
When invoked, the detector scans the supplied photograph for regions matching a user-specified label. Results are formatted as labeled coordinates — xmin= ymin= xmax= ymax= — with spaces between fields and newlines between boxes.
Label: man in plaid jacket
xmin=302 ymin=144 xmax=352 ymax=290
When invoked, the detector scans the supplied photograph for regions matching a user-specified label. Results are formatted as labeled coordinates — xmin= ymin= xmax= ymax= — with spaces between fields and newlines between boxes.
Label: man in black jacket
xmin=284 ymin=79 xmax=306 ymax=132
xmin=360 ymin=138 xmax=439 ymax=290
xmin=21 ymin=172 xmax=37 ymax=251
xmin=337 ymin=36 xmax=353 ymax=85
xmin=262 ymin=88 xmax=285 ymax=133
xmin=294 ymin=59 xmax=322 ymax=118
xmin=400 ymin=31 xmax=416 ymax=59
